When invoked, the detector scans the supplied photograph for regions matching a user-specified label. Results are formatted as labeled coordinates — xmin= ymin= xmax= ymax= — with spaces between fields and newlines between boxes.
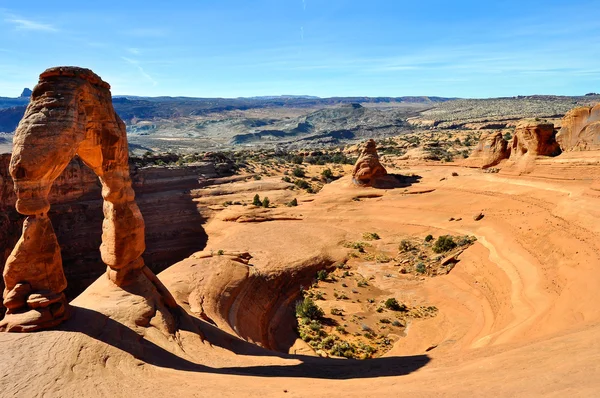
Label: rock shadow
xmin=371 ymin=174 xmax=422 ymax=189
xmin=64 ymin=306 xmax=430 ymax=380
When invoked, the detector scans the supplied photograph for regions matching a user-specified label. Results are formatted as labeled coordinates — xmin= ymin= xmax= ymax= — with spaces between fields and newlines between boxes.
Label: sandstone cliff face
xmin=556 ymin=104 xmax=600 ymax=151
xmin=467 ymin=131 xmax=510 ymax=168
xmin=510 ymin=119 xmax=561 ymax=159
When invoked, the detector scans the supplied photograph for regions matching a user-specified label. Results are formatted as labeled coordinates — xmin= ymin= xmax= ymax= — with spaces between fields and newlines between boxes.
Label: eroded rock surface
xmin=352 ymin=139 xmax=387 ymax=186
xmin=0 ymin=67 xmax=173 ymax=331
xmin=510 ymin=119 xmax=561 ymax=159
xmin=556 ymin=104 xmax=600 ymax=151
xmin=467 ymin=131 xmax=510 ymax=168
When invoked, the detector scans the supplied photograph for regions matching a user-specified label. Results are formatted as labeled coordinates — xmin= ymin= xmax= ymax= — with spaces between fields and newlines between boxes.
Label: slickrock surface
xmin=4 ymin=156 xmax=600 ymax=395
xmin=556 ymin=104 xmax=600 ymax=151
xmin=351 ymin=139 xmax=387 ymax=186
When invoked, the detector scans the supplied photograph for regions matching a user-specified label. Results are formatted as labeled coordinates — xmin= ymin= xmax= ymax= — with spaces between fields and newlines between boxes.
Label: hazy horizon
xmin=1 ymin=0 xmax=599 ymax=98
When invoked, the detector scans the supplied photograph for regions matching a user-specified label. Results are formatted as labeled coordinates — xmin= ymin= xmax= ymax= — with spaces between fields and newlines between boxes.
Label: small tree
xmin=262 ymin=197 xmax=270 ymax=208
xmin=252 ymin=194 xmax=261 ymax=206
xmin=321 ymin=168 xmax=333 ymax=180
xmin=296 ymin=297 xmax=324 ymax=320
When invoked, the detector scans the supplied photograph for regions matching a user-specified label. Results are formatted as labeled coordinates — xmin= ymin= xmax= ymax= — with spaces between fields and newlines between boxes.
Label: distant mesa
xmin=19 ymin=88 xmax=32 ymax=98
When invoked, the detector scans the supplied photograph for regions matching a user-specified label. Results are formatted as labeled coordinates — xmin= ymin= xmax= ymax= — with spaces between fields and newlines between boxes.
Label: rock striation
xmin=0 ymin=67 xmax=175 ymax=331
xmin=352 ymin=139 xmax=387 ymax=186
xmin=466 ymin=131 xmax=510 ymax=168
xmin=556 ymin=104 xmax=600 ymax=151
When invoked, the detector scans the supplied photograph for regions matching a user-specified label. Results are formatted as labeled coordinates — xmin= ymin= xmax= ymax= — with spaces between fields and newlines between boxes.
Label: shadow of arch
xmin=64 ymin=305 xmax=431 ymax=380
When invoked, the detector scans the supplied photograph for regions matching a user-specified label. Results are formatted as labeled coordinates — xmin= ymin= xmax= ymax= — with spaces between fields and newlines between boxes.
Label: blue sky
xmin=1 ymin=0 xmax=599 ymax=98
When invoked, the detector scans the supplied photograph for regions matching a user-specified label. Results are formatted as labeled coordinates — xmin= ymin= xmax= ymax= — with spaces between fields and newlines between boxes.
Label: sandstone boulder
xmin=352 ymin=139 xmax=387 ymax=186
xmin=467 ymin=131 xmax=510 ymax=168
xmin=510 ymin=119 xmax=561 ymax=159
xmin=556 ymin=104 xmax=600 ymax=151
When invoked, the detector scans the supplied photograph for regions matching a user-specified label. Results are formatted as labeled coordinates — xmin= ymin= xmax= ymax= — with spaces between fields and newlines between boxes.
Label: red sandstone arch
xmin=1 ymin=67 xmax=173 ymax=332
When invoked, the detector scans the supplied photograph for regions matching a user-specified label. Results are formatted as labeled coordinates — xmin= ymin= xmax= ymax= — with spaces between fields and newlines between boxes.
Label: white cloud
xmin=121 ymin=57 xmax=157 ymax=86
xmin=5 ymin=17 xmax=58 ymax=32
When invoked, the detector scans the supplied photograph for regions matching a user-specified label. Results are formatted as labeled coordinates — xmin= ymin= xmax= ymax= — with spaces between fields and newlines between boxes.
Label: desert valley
xmin=0 ymin=64 xmax=599 ymax=397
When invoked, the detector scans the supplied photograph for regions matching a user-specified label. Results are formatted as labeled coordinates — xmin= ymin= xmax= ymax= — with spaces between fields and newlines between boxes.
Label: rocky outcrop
xmin=466 ymin=131 xmax=510 ymax=168
xmin=556 ymin=104 xmax=600 ymax=151
xmin=510 ymin=119 xmax=561 ymax=160
xmin=0 ymin=67 xmax=176 ymax=332
xmin=352 ymin=139 xmax=387 ymax=186
xmin=467 ymin=119 xmax=561 ymax=170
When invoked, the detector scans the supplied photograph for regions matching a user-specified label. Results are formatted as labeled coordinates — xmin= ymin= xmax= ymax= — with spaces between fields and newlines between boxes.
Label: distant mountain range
xmin=0 ymin=89 xmax=452 ymax=133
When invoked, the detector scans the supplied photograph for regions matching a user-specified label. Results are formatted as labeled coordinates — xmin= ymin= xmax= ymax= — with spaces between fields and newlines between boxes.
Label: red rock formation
xmin=0 ymin=67 xmax=174 ymax=332
xmin=467 ymin=131 xmax=510 ymax=168
xmin=556 ymin=104 xmax=600 ymax=151
xmin=352 ymin=139 xmax=387 ymax=186
xmin=509 ymin=119 xmax=561 ymax=159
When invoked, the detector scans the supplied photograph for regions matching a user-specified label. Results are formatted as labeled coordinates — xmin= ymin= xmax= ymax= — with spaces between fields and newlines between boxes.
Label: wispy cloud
xmin=121 ymin=57 xmax=157 ymax=86
xmin=127 ymin=48 xmax=141 ymax=55
xmin=5 ymin=16 xmax=58 ymax=32
xmin=124 ymin=28 xmax=168 ymax=38
xmin=302 ymin=0 xmax=306 ymax=10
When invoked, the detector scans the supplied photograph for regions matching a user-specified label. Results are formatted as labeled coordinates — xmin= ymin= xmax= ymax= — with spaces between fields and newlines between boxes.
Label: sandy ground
xmin=2 ymin=154 xmax=600 ymax=397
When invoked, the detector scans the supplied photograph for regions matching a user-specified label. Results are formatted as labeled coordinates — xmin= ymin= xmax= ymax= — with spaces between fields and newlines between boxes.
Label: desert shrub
xmin=217 ymin=250 xmax=224 ymax=256
xmin=362 ymin=232 xmax=380 ymax=241
xmin=330 ymin=341 xmax=356 ymax=358
xmin=252 ymin=194 xmax=261 ymax=206
xmin=432 ymin=235 xmax=457 ymax=253
xmin=357 ymin=279 xmax=369 ymax=288
xmin=503 ymin=132 xmax=513 ymax=141
xmin=292 ymin=167 xmax=306 ymax=178
xmin=392 ymin=320 xmax=403 ymax=327
xmin=379 ymin=318 xmax=391 ymax=324
xmin=294 ymin=179 xmax=310 ymax=189
xmin=296 ymin=297 xmax=324 ymax=320
xmin=424 ymin=234 xmax=434 ymax=242
xmin=253 ymin=175 xmax=262 ymax=180
xmin=384 ymin=298 xmax=406 ymax=311
xmin=330 ymin=308 xmax=344 ymax=316
xmin=316 ymin=269 xmax=329 ymax=281
xmin=282 ymin=176 xmax=292 ymax=183
xmin=399 ymin=240 xmax=414 ymax=252
xmin=287 ymin=198 xmax=298 ymax=207
xmin=321 ymin=168 xmax=333 ymax=180
xmin=262 ymin=197 xmax=270 ymax=208
xmin=416 ymin=262 xmax=426 ymax=274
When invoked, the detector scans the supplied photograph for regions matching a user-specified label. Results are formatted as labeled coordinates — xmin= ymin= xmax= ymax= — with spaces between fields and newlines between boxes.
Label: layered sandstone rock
xmin=467 ymin=131 xmax=510 ymax=168
xmin=352 ymin=139 xmax=387 ymax=186
xmin=0 ymin=67 xmax=174 ymax=331
xmin=556 ymin=104 xmax=600 ymax=151
xmin=510 ymin=119 xmax=561 ymax=160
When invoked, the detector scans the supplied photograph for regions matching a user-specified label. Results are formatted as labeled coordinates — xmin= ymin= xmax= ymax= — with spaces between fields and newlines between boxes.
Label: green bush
xmin=262 ymin=197 xmax=270 ymax=208
xmin=399 ymin=240 xmax=413 ymax=252
xmin=296 ymin=297 xmax=324 ymax=320
xmin=416 ymin=262 xmax=426 ymax=274
xmin=321 ymin=168 xmax=333 ymax=179
xmin=362 ymin=232 xmax=380 ymax=241
xmin=316 ymin=269 xmax=329 ymax=281
xmin=424 ymin=234 xmax=434 ymax=242
xmin=432 ymin=235 xmax=457 ymax=253
xmin=384 ymin=298 xmax=406 ymax=311
xmin=252 ymin=194 xmax=261 ymax=206
xmin=287 ymin=198 xmax=298 ymax=207
xmin=292 ymin=167 xmax=306 ymax=178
